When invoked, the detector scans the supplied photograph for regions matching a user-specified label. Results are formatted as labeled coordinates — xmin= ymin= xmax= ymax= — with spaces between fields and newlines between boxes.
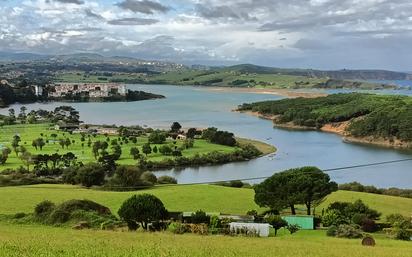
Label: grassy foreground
xmin=0 ymin=222 xmax=411 ymax=257
xmin=0 ymin=184 xmax=411 ymax=217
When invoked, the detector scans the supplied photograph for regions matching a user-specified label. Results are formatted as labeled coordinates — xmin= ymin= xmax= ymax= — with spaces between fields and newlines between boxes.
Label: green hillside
xmin=0 ymin=184 xmax=410 ymax=217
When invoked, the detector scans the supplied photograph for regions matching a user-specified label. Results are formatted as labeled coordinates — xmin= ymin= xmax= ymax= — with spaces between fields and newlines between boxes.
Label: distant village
xmin=48 ymin=83 xmax=127 ymax=98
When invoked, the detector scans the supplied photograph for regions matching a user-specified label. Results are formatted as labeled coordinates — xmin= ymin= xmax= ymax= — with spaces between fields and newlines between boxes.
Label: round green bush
xmin=34 ymin=200 xmax=56 ymax=217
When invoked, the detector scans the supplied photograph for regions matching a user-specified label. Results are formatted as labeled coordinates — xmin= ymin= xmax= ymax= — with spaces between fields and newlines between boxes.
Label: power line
xmin=91 ymin=158 xmax=412 ymax=190
xmin=15 ymin=158 xmax=412 ymax=190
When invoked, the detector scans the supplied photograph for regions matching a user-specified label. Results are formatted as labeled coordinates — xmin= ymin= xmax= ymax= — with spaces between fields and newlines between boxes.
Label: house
xmin=176 ymin=134 xmax=187 ymax=140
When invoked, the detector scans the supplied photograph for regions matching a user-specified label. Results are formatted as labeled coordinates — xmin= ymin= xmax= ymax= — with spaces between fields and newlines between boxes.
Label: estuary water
xmin=2 ymin=84 xmax=412 ymax=188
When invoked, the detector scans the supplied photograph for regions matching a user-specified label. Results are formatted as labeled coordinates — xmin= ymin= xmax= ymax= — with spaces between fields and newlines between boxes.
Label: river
xmin=1 ymin=84 xmax=412 ymax=188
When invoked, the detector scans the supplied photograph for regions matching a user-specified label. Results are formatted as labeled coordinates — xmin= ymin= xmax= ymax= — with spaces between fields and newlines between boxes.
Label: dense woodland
xmin=238 ymin=93 xmax=412 ymax=142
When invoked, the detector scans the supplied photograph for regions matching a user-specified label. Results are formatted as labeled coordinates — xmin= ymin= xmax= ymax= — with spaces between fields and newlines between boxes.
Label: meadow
xmin=1 ymin=223 xmax=411 ymax=257
xmin=0 ymin=123 xmax=267 ymax=171
xmin=0 ymin=184 xmax=410 ymax=217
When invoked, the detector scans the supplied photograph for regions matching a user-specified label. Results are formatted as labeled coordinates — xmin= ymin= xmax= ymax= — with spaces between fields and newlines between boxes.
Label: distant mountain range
xmin=220 ymin=64 xmax=412 ymax=81
xmin=0 ymin=52 xmax=411 ymax=81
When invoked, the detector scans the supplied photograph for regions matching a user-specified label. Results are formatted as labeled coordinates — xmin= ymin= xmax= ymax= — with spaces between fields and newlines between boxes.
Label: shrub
xmin=326 ymin=225 xmax=338 ymax=237
xmin=191 ymin=210 xmax=210 ymax=224
xmin=168 ymin=222 xmax=187 ymax=234
xmin=57 ymin=199 xmax=111 ymax=215
xmin=209 ymin=215 xmax=221 ymax=234
xmin=157 ymin=176 xmax=177 ymax=184
xmin=34 ymin=200 xmax=55 ymax=217
xmin=118 ymin=194 xmax=168 ymax=231
xmin=394 ymin=228 xmax=412 ymax=241
xmin=287 ymin=224 xmax=300 ymax=234
xmin=49 ymin=209 xmax=71 ymax=223
xmin=266 ymin=215 xmax=288 ymax=236
xmin=335 ymin=224 xmax=363 ymax=239
xmin=361 ymin=218 xmax=378 ymax=233
xmin=386 ymin=214 xmax=411 ymax=229
xmin=13 ymin=212 xmax=26 ymax=219
xmin=140 ymin=171 xmax=157 ymax=184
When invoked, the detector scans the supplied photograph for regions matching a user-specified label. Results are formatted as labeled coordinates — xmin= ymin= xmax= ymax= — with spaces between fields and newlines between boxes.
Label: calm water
xmin=2 ymin=84 xmax=412 ymax=188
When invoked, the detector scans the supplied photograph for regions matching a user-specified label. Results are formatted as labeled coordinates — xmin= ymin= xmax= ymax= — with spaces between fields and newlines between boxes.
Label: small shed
xmin=282 ymin=215 xmax=314 ymax=230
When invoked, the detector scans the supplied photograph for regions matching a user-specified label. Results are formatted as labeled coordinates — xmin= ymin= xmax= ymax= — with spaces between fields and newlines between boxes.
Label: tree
xmin=75 ymin=163 xmax=106 ymax=187
xmin=254 ymin=167 xmax=336 ymax=215
xmin=65 ymin=138 xmax=71 ymax=148
xmin=148 ymin=130 xmax=166 ymax=144
xmin=11 ymin=135 xmax=21 ymax=156
xmin=254 ymin=169 xmax=301 ymax=214
xmin=152 ymin=145 xmax=158 ymax=154
xmin=159 ymin=144 xmax=172 ymax=155
xmin=266 ymin=215 xmax=288 ymax=236
xmin=294 ymin=167 xmax=338 ymax=215
xmin=118 ymin=194 xmax=168 ymax=231
xmin=142 ymin=143 xmax=152 ymax=156
xmin=186 ymin=128 xmax=198 ymax=139
xmin=0 ymin=147 xmax=11 ymax=164
xmin=130 ymin=147 xmax=140 ymax=160
xmin=171 ymin=122 xmax=182 ymax=133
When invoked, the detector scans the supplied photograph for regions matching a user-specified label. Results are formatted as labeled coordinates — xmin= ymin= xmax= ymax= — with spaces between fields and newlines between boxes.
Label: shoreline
xmin=199 ymin=86 xmax=327 ymax=98
xmin=238 ymin=110 xmax=412 ymax=150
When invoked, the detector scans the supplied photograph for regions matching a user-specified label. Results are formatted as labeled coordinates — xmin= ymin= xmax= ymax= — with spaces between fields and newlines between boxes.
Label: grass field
xmin=0 ymin=184 xmax=410 ymax=217
xmin=0 ymin=185 xmax=411 ymax=257
xmin=0 ymin=124 xmax=264 ymax=170
xmin=0 ymin=221 xmax=411 ymax=257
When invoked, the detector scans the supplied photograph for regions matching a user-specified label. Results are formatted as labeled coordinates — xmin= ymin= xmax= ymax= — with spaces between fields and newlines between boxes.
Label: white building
xmin=229 ymin=222 xmax=271 ymax=237
xmin=33 ymin=85 xmax=43 ymax=96
xmin=49 ymin=83 xmax=127 ymax=98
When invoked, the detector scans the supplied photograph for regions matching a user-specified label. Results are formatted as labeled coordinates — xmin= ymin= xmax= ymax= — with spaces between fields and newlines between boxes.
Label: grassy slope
xmin=55 ymin=71 xmax=327 ymax=88
xmin=1 ymin=223 xmax=411 ymax=257
xmin=0 ymin=184 xmax=410 ymax=217
xmin=0 ymin=124 xmax=238 ymax=170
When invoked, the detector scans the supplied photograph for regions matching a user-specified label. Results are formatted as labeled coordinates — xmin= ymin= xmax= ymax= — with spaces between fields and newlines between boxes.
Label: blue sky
xmin=1 ymin=0 xmax=412 ymax=70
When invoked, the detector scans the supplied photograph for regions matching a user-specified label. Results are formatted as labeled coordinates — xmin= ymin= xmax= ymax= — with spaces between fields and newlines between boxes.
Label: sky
xmin=0 ymin=0 xmax=412 ymax=70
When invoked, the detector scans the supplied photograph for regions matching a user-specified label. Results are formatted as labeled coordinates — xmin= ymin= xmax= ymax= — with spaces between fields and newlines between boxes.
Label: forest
xmin=238 ymin=93 xmax=412 ymax=142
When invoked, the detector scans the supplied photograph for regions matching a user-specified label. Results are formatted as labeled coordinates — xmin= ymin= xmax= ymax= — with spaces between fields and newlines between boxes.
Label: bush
xmin=49 ymin=209 xmax=71 ymax=223
xmin=140 ymin=171 xmax=157 ymax=184
xmin=118 ymin=194 xmax=168 ymax=231
xmin=361 ymin=218 xmax=377 ymax=232
xmin=326 ymin=225 xmax=338 ymax=237
xmin=209 ymin=215 xmax=221 ymax=234
xmin=56 ymin=199 xmax=111 ymax=215
xmin=34 ymin=200 xmax=55 ymax=217
xmin=191 ymin=210 xmax=210 ymax=224
xmin=157 ymin=175 xmax=177 ymax=184
xmin=13 ymin=212 xmax=26 ymax=219
xmin=168 ymin=222 xmax=187 ymax=234
xmin=386 ymin=213 xmax=411 ymax=229
xmin=287 ymin=224 xmax=300 ymax=234
xmin=266 ymin=215 xmax=288 ymax=236
xmin=394 ymin=228 xmax=412 ymax=241
xmin=335 ymin=224 xmax=363 ymax=239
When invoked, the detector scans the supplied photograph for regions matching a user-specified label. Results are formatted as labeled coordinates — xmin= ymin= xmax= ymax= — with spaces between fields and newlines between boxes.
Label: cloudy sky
xmin=0 ymin=0 xmax=412 ymax=70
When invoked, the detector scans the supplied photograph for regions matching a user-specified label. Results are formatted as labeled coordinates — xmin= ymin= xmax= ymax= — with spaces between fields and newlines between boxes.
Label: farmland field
xmin=0 ymin=221 xmax=411 ymax=257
